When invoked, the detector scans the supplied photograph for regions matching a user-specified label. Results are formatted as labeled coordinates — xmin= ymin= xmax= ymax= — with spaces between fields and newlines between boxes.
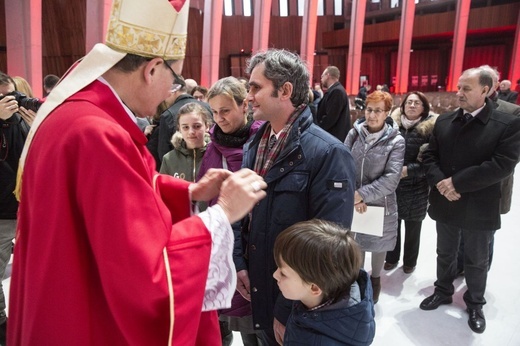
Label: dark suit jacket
xmin=316 ymin=81 xmax=350 ymax=142
xmin=497 ymin=90 xmax=519 ymax=104
xmin=423 ymin=98 xmax=520 ymax=230
xmin=492 ymin=96 xmax=520 ymax=213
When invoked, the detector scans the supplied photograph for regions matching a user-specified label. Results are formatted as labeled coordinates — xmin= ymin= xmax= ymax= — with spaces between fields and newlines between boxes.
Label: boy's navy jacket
xmin=283 ymin=269 xmax=376 ymax=345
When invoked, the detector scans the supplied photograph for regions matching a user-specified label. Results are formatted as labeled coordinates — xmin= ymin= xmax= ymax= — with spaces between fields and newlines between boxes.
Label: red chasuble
xmin=8 ymin=81 xmax=220 ymax=345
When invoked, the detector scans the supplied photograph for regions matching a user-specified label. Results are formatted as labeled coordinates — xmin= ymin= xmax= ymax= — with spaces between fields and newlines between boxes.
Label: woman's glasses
xmin=405 ymin=100 xmax=423 ymax=106
xmin=365 ymin=108 xmax=385 ymax=115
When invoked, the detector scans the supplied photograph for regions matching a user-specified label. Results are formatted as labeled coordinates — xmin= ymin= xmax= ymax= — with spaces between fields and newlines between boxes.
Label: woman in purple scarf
xmin=197 ymin=76 xmax=263 ymax=346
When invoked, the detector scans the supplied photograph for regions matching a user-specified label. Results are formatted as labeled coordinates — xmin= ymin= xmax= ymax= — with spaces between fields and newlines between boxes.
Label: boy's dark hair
xmin=274 ymin=219 xmax=361 ymax=303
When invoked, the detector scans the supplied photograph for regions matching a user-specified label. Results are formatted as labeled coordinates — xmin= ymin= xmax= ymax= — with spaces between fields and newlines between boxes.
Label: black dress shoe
xmin=420 ymin=293 xmax=453 ymax=310
xmin=403 ymin=266 xmax=415 ymax=274
xmin=384 ymin=262 xmax=397 ymax=270
xmin=467 ymin=308 xmax=486 ymax=333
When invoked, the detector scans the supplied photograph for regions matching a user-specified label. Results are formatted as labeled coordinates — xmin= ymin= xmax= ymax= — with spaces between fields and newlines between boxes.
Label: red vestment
xmin=8 ymin=81 xmax=220 ymax=345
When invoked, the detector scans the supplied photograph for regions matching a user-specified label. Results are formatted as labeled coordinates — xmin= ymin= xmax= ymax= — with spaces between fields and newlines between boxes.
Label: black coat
xmin=497 ymin=89 xmax=519 ymax=104
xmin=491 ymin=93 xmax=520 ymax=214
xmin=391 ymin=110 xmax=437 ymax=221
xmin=0 ymin=113 xmax=29 ymax=219
xmin=423 ymin=98 xmax=520 ymax=230
xmin=316 ymin=82 xmax=350 ymax=142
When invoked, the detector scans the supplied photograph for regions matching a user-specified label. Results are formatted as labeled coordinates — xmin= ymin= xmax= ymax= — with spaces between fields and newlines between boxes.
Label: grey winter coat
xmin=391 ymin=109 xmax=437 ymax=221
xmin=344 ymin=117 xmax=405 ymax=252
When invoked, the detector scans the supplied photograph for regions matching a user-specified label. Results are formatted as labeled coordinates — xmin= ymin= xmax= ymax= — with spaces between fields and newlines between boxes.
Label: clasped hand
xmin=190 ymin=168 xmax=267 ymax=223
xmin=436 ymin=177 xmax=461 ymax=201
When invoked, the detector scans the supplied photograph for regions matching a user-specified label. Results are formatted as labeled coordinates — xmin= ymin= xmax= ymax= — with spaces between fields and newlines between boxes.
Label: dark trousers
xmin=259 ymin=328 xmax=277 ymax=346
xmin=456 ymin=231 xmax=495 ymax=273
xmin=434 ymin=222 xmax=493 ymax=309
xmin=385 ymin=219 xmax=422 ymax=267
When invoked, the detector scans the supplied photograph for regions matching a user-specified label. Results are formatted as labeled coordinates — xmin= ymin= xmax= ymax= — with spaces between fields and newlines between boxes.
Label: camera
xmin=0 ymin=91 xmax=43 ymax=112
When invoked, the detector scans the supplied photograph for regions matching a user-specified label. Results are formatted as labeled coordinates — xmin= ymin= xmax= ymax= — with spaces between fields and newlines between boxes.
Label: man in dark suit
xmin=315 ymin=66 xmax=350 ymax=142
xmin=456 ymin=66 xmax=520 ymax=276
xmin=419 ymin=67 xmax=520 ymax=334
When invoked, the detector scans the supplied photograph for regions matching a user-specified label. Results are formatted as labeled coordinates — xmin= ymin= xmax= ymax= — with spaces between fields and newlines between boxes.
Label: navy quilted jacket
xmin=283 ymin=270 xmax=375 ymax=345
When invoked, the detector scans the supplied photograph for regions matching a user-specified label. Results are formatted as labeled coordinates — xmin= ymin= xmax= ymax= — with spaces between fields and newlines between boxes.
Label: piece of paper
xmin=351 ymin=206 xmax=385 ymax=237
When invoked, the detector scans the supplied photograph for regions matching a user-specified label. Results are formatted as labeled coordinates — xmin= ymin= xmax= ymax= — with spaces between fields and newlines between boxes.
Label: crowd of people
xmin=1 ymin=0 xmax=520 ymax=345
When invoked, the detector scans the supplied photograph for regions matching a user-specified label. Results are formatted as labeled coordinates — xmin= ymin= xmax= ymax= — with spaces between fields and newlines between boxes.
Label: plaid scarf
xmin=253 ymin=104 xmax=306 ymax=177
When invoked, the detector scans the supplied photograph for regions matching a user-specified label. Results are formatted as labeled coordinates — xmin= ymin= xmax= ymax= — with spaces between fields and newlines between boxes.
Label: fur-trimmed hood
xmin=391 ymin=108 xmax=437 ymax=137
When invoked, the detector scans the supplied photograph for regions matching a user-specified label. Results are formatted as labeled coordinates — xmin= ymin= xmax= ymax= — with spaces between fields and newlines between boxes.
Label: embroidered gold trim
xmin=105 ymin=0 xmax=188 ymax=60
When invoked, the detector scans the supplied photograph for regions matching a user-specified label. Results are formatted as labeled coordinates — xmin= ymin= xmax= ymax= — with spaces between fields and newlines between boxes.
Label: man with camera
xmin=0 ymin=71 xmax=36 ymax=344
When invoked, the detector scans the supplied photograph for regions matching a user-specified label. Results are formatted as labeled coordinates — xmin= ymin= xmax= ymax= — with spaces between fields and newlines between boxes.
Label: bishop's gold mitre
xmin=105 ymin=0 xmax=190 ymax=60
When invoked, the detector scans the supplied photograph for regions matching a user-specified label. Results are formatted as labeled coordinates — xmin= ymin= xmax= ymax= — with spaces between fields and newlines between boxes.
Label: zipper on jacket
xmin=384 ymin=196 xmax=389 ymax=215
xmin=192 ymin=149 xmax=197 ymax=182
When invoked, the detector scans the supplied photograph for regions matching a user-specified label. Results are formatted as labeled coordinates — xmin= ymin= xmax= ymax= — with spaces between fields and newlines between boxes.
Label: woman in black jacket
xmin=384 ymin=91 xmax=437 ymax=274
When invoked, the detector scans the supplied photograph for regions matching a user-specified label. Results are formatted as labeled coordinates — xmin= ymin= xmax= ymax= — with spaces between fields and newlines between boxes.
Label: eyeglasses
xmin=365 ymin=108 xmax=386 ymax=115
xmin=162 ymin=60 xmax=185 ymax=91
xmin=405 ymin=100 xmax=423 ymax=106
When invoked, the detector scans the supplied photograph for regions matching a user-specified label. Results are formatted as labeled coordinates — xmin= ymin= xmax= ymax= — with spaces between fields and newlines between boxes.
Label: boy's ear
xmin=310 ymin=283 xmax=322 ymax=296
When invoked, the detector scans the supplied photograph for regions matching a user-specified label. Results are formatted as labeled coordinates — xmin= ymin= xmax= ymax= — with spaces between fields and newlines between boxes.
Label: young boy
xmin=273 ymin=219 xmax=376 ymax=345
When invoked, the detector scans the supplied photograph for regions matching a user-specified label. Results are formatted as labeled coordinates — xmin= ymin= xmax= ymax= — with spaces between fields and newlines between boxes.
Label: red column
xmin=394 ymin=0 xmax=415 ymax=94
xmin=86 ymin=0 xmax=113 ymax=52
xmin=200 ymin=0 xmax=224 ymax=88
xmin=300 ymin=0 xmax=318 ymax=84
xmin=345 ymin=0 xmax=367 ymax=95
xmin=5 ymin=0 xmax=43 ymax=97
xmin=252 ymin=0 xmax=273 ymax=53
xmin=447 ymin=0 xmax=471 ymax=92
xmin=508 ymin=8 xmax=520 ymax=85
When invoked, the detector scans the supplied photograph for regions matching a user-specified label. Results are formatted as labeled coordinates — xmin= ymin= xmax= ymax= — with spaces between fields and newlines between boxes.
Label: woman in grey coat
xmin=344 ymin=91 xmax=405 ymax=303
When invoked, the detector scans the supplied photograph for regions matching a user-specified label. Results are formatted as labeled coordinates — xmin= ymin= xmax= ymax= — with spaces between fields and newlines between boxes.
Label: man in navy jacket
xmin=238 ymin=50 xmax=356 ymax=345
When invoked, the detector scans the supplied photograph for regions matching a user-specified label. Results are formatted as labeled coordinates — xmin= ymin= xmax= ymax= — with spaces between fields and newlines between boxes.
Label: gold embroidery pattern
xmin=105 ymin=0 xmax=187 ymax=60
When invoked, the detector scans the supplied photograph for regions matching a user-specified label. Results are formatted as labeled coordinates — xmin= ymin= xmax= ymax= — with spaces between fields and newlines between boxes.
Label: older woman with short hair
xmin=344 ymin=91 xmax=405 ymax=303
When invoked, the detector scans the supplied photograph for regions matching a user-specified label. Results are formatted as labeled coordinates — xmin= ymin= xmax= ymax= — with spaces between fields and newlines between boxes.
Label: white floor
xmin=231 ymin=170 xmax=520 ymax=345
xmin=4 ymin=172 xmax=520 ymax=346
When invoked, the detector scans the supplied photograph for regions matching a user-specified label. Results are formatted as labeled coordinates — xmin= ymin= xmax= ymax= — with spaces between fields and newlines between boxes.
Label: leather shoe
xmin=384 ymin=262 xmax=397 ymax=270
xmin=420 ymin=293 xmax=453 ymax=310
xmin=467 ymin=308 xmax=486 ymax=333
xmin=403 ymin=266 xmax=415 ymax=274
